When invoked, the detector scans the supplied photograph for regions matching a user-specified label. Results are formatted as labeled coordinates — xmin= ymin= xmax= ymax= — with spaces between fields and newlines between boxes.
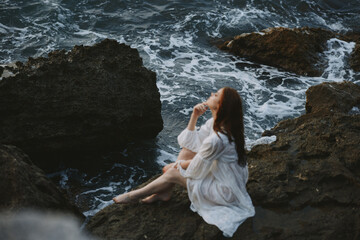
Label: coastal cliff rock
xmin=219 ymin=27 xmax=339 ymax=76
xmin=245 ymin=81 xmax=360 ymax=239
xmin=0 ymin=144 xmax=84 ymax=219
xmin=86 ymin=81 xmax=360 ymax=240
xmin=0 ymin=39 xmax=163 ymax=169
xmin=342 ymin=32 xmax=360 ymax=72
xmin=350 ymin=41 xmax=360 ymax=71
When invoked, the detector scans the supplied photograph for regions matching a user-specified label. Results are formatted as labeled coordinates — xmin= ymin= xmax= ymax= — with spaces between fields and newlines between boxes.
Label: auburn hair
xmin=213 ymin=87 xmax=246 ymax=166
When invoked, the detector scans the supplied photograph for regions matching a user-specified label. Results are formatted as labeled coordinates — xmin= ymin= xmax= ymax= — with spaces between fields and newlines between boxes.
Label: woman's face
xmin=205 ymin=88 xmax=224 ymax=111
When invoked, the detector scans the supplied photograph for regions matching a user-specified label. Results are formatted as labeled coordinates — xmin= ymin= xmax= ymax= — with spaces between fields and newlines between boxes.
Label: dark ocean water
xmin=1 ymin=0 xmax=360 ymax=218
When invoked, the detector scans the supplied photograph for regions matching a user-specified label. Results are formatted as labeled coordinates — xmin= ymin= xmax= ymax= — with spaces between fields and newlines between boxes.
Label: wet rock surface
xmin=86 ymin=81 xmax=360 ymax=240
xmin=0 ymin=39 xmax=163 ymax=169
xmin=218 ymin=27 xmax=360 ymax=76
xmin=246 ymin=81 xmax=360 ymax=239
xmin=341 ymin=32 xmax=360 ymax=72
xmin=0 ymin=144 xmax=84 ymax=219
xmin=350 ymin=41 xmax=360 ymax=72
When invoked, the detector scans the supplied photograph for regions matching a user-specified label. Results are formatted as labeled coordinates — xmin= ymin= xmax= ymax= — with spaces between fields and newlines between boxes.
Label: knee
xmin=163 ymin=167 xmax=178 ymax=182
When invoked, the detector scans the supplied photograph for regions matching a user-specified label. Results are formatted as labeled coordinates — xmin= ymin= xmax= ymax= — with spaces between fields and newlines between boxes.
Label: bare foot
xmin=141 ymin=191 xmax=172 ymax=204
xmin=112 ymin=193 xmax=135 ymax=204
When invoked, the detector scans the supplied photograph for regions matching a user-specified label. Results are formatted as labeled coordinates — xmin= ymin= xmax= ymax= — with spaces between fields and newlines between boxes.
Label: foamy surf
xmin=1 ymin=0 xmax=359 ymax=219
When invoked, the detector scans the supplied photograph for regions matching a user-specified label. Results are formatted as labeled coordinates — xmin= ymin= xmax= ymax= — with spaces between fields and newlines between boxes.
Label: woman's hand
xmin=192 ymin=103 xmax=208 ymax=119
xmin=162 ymin=160 xmax=192 ymax=173
xmin=162 ymin=163 xmax=175 ymax=173
xmin=187 ymin=103 xmax=208 ymax=131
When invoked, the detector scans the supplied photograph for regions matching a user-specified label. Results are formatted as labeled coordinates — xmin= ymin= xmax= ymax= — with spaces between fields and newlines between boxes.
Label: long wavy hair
xmin=213 ymin=87 xmax=246 ymax=166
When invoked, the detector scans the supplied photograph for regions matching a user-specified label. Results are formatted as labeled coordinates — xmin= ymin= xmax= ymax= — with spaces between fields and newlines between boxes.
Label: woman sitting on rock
xmin=113 ymin=87 xmax=255 ymax=237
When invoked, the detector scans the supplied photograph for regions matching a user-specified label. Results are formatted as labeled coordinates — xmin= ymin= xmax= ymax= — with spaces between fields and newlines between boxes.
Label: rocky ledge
xmin=219 ymin=27 xmax=360 ymax=76
xmin=0 ymin=144 xmax=84 ymax=219
xmin=0 ymin=39 xmax=163 ymax=169
xmin=86 ymin=81 xmax=360 ymax=240
xmin=350 ymin=41 xmax=360 ymax=71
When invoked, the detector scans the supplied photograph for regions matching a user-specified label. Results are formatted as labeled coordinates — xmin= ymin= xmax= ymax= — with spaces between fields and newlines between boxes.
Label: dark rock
xmin=305 ymin=80 xmax=360 ymax=114
xmin=0 ymin=144 xmax=84 ymax=219
xmin=86 ymin=82 xmax=360 ymax=239
xmin=86 ymin=180 xmax=214 ymax=240
xmin=342 ymin=32 xmax=360 ymax=72
xmin=350 ymin=42 xmax=360 ymax=72
xmin=246 ymin=81 xmax=360 ymax=239
xmin=218 ymin=27 xmax=337 ymax=76
xmin=0 ymin=39 xmax=163 ymax=169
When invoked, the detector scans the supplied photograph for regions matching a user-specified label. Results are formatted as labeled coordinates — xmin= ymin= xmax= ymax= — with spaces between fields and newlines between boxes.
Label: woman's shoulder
xmin=205 ymin=131 xmax=229 ymax=146
xmin=204 ymin=118 xmax=214 ymax=127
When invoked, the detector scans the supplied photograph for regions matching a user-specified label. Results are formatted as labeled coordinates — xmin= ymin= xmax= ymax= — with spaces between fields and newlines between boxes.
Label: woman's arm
xmin=179 ymin=134 xmax=225 ymax=180
xmin=187 ymin=103 xmax=208 ymax=131
xmin=162 ymin=159 xmax=192 ymax=173
xmin=179 ymin=159 xmax=192 ymax=169
xmin=177 ymin=103 xmax=211 ymax=153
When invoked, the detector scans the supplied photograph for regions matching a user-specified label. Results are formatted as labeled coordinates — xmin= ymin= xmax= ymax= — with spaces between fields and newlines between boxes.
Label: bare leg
xmin=113 ymin=167 xmax=186 ymax=204
xmin=143 ymin=148 xmax=196 ymax=203
xmin=162 ymin=148 xmax=196 ymax=173
xmin=140 ymin=189 xmax=172 ymax=203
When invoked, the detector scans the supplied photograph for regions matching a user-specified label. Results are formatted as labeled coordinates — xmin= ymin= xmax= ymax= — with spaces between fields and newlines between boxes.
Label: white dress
xmin=177 ymin=118 xmax=255 ymax=237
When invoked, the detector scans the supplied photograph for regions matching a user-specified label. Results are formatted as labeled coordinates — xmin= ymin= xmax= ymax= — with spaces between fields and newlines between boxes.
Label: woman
xmin=113 ymin=87 xmax=255 ymax=237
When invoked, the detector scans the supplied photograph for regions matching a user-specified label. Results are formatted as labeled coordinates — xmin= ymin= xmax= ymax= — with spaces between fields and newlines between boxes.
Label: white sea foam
xmin=349 ymin=106 xmax=360 ymax=115
xmin=180 ymin=107 xmax=193 ymax=116
xmin=156 ymin=149 xmax=177 ymax=166
xmin=74 ymin=29 xmax=108 ymax=39
xmin=47 ymin=169 xmax=79 ymax=188
xmin=3 ymin=0 xmax=360 ymax=219
xmin=322 ymin=38 xmax=356 ymax=81
xmin=246 ymin=135 xmax=277 ymax=151
xmin=80 ymin=187 xmax=113 ymax=196
xmin=83 ymin=198 xmax=113 ymax=218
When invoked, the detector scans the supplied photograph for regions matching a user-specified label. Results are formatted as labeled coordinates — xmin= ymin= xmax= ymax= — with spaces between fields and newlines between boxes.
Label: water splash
xmin=322 ymin=38 xmax=356 ymax=81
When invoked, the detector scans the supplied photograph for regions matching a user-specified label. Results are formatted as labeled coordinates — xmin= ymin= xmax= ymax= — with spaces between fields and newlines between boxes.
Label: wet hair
xmin=213 ymin=87 xmax=246 ymax=166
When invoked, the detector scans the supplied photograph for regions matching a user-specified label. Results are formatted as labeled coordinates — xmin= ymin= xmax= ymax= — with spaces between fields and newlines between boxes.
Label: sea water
xmin=1 ymin=0 xmax=360 ymax=218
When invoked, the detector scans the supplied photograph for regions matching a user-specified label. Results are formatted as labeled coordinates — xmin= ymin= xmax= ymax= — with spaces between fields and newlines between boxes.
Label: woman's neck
xmin=211 ymin=109 xmax=216 ymax=119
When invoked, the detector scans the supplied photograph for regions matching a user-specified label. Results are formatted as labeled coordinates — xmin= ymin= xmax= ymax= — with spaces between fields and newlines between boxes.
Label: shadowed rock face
xmin=0 ymin=144 xmax=84 ymax=220
xmin=350 ymin=42 xmax=360 ymax=71
xmin=245 ymin=81 xmax=360 ymax=239
xmin=341 ymin=32 xmax=360 ymax=72
xmin=86 ymin=82 xmax=360 ymax=240
xmin=219 ymin=27 xmax=338 ymax=76
xmin=0 ymin=39 xmax=163 ymax=169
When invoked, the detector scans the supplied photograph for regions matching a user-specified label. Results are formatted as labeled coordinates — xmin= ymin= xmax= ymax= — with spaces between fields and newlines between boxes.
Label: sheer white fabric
xmin=177 ymin=118 xmax=255 ymax=237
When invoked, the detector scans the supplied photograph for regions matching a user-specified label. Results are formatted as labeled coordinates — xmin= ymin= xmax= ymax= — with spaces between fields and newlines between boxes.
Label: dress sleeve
xmin=177 ymin=118 xmax=213 ymax=153
xmin=178 ymin=133 xmax=226 ymax=179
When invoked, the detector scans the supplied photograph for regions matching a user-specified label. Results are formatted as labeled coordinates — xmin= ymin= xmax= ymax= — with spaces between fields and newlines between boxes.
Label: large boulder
xmin=0 ymin=39 xmax=163 ymax=168
xmin=0 ymin=144 xmax=84 ymax=219
xmin=219 ymin=27 xmax=338 ymax=76
xmin=246 ymin=81 xmax=360 ymax=239
xmin=86 ymin=81 xmax=360 ymax=239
